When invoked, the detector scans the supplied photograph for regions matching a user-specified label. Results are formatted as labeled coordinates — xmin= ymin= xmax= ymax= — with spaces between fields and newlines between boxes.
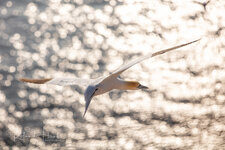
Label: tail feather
xmin=20 ymin=78 xmax=52 ymax=84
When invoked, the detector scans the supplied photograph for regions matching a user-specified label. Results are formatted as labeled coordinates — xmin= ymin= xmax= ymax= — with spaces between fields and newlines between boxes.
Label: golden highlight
xmin=126 ymin=81 xmax=140 ymax=90
xmin=20 ymin=78 xmax=52 ymax=84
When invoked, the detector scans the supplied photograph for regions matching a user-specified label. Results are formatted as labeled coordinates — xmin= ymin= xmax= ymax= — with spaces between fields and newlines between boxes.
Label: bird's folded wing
xmin=111 ymin=39 xmax=200 ymax=76
xmin=20 ymin=77 xmax=93 ymax=86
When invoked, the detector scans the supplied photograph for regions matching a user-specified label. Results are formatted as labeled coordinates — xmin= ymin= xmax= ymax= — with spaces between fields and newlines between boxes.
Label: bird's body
xmin=20 ymin=39 xmax=200 ymax=116
xmin=93 ymin=77 xmax=141 ymax=96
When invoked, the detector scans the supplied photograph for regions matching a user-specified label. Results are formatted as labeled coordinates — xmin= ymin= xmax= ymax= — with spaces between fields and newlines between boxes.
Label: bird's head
xmin=125 ymin=81 xmax=148 ymax=90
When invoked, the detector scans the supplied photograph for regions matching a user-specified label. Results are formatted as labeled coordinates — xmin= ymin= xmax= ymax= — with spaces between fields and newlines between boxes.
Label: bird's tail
xmin=20 ymin=78 xmax=52 ymax=84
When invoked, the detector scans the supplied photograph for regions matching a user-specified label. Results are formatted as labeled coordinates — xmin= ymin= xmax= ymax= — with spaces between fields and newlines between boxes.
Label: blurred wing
xmin=83 ymin=95 xmax=94 ymax=117
xmin=111 ymin=39 xmax=200 ymax=76
xmin=47 ymin=78 xmax=93 ymax=86
xmin=20 ymin=77 xmax=93 ymax=87
xmin=83 ymin=85 xmax=97 ymax=117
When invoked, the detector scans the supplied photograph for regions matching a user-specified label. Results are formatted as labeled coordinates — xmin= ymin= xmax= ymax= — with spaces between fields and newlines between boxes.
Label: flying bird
xmin=20 ymin=39 xmax=200 ymax=116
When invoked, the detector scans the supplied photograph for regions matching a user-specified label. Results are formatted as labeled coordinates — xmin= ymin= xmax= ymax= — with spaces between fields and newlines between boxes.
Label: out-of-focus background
xmin=0 ymin=0 xmax=224 ymax=149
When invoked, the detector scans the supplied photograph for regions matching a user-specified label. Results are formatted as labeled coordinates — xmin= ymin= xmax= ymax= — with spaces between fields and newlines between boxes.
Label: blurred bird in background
xmin=20 ymin=39 xmax=200 ymax=116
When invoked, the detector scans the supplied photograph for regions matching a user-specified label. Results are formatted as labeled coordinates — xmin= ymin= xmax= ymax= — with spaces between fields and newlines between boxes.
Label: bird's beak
xmin=138 ymin=84 xmax=149 ymax=89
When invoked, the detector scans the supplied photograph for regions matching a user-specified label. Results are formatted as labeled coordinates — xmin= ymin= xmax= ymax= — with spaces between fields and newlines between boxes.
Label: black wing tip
xmin=191 ymin=38 xmax=201 ymax=43
xmin=178 ymin=38 xmax=201 ymax=47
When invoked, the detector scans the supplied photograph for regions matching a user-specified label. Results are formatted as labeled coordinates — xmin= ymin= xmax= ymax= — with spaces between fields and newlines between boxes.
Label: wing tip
xmin=152 ymin=38 xmax=201 ymax=57
xmin=191 ymin=38 xmax=201 ymax=44
xmin=20 ymin=78 xmax=52 ymax=84
xmin=83 ymin=109 xmax=87 ymax=118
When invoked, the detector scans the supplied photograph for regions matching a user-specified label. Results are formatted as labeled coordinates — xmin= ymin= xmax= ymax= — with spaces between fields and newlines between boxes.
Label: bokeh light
xmin=0 ymin=0 xmax=224 ymax=149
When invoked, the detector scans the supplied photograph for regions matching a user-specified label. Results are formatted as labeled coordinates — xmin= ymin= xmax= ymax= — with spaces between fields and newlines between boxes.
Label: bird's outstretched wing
xmin=111 ymin=39 xmax=200 ymax=77
xmin=20 ymin=77 xmax=93 ymax=87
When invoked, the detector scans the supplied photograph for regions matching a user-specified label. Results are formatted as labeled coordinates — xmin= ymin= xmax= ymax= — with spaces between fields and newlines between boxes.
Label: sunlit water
xmin=0 ymin=0 xmax=224 ymax=149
